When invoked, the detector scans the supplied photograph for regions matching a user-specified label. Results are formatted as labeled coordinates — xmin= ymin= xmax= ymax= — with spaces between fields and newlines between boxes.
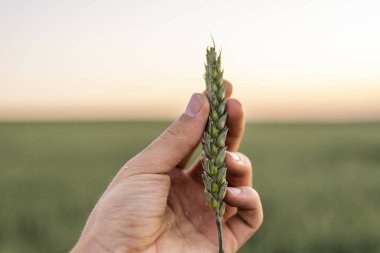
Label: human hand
xmin=71 ymin=81 xmax=263 ymax=253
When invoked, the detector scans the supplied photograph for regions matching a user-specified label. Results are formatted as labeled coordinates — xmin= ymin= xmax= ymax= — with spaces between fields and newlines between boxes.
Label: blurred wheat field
xmin=0 ymin=122 xmax=379 ymax=253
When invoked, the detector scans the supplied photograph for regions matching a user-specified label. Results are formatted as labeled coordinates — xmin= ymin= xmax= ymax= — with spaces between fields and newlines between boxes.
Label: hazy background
xmin=1 ymin=0 xmax=379 ymax=121
xmin=1 ymin=1 xmax=380 ymax=253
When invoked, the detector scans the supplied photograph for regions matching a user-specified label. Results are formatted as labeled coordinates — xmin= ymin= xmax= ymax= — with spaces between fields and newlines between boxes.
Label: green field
xmin=0 ymin=122 xmax=379 ymax=253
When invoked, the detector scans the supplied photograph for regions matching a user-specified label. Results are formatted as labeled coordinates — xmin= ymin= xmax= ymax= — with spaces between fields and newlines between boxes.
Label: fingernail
xmin=184 ymin=93 xmax=203 ymax=117
xmin=228 ymin=187 xmax=242 ymax=195
xmin=229 ymin=152 xmax=241 ymax=162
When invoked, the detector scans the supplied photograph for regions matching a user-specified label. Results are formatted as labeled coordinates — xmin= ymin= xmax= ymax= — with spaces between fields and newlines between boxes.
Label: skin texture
xmin=71 ymin=80 xmax=263 ymax=253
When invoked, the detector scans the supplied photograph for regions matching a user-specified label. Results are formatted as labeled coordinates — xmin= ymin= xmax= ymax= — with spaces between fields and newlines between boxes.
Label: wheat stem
xmin=216 ymin=215 xmax=224 ymax=253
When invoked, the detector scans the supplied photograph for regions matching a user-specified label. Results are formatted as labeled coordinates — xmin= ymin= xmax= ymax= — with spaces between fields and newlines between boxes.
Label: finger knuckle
xmin=163 ymin=126 xmax=181 ymax=141
xmin=162 ymin=115 xmax=189 ymax=140
xmin=237 ymin=152 xmax=252 ymax=168
xmin=249 ymin=188 xmax=263 ymax=229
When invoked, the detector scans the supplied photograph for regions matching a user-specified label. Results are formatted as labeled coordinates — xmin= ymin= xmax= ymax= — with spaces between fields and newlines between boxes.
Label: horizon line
xmin=1 ymin=118 xmax=379 ymax=124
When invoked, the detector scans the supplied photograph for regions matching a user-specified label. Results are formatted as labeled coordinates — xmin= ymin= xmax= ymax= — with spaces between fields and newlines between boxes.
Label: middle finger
xmin=225 ymin=151 xmax=252 ymax=187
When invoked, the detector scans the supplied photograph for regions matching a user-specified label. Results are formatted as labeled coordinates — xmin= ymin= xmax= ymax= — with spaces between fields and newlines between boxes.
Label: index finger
xmin=225 ymin=97 xmax=244 ymax=151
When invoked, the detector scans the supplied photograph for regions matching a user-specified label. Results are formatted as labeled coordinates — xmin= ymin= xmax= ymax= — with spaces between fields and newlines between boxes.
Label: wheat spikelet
xmin=201 ymin=40 xmax=227 ymax=253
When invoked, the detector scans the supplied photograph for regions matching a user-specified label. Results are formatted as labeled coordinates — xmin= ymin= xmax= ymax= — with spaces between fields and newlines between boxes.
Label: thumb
xmin=127 ymin=93 xmax=209 ymax=174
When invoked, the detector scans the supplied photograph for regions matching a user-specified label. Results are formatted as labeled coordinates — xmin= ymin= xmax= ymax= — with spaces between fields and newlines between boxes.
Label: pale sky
xmin=1 ymin=0 xmax=379 ymax=121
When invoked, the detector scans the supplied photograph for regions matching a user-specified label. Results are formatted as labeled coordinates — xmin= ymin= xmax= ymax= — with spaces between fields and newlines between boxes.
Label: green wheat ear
xmin=201 ymin=40 xmax=227 ymax=253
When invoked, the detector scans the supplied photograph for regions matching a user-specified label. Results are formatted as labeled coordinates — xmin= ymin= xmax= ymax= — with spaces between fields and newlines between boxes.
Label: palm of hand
xmin=101 ymin=167 xmax=238 ymax=253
